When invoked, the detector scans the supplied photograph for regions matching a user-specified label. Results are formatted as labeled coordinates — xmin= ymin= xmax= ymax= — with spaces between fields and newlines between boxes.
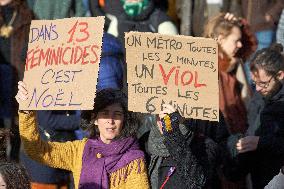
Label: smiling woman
xmin=16 ymin=84 xmax=150 ymax=189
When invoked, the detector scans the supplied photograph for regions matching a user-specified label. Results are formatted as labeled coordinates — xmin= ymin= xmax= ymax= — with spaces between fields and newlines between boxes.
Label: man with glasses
xmin=225 ymin=44 xmax=284 ymax=189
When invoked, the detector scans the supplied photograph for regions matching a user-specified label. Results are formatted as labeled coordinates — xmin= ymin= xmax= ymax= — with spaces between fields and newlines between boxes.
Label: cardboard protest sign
xmin=19 ymin=17 xmax=104 ymax=110
xmin=125 ymin=32 xmax=219 ymax=121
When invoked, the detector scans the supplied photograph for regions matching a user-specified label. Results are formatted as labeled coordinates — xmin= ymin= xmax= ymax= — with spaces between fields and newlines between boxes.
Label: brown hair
xmin=203 ymin=13 xmax=242 ymax=72
xmin=204 ymin=12 xmax=257 ymax=60
xmin=203 ymin=12 xmax=242 ymax=39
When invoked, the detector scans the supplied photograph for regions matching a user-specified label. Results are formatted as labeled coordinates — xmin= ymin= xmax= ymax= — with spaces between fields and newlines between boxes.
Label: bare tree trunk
xmin=176 ymin=0 xmax=192 ymax=35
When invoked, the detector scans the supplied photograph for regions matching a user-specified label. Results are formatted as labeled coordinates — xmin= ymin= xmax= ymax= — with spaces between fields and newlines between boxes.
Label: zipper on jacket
xmin=160 ymin=166 xmax=176 ymax=189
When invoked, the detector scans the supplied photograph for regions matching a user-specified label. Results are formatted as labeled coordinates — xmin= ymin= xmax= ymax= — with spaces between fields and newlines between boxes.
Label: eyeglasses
xmin=252 ymin=74 xmax=276 ymax=89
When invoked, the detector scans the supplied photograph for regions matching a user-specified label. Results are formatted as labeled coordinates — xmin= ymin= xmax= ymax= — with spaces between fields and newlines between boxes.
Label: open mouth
xmin=106 ymin=128 xmax=116 ymax=131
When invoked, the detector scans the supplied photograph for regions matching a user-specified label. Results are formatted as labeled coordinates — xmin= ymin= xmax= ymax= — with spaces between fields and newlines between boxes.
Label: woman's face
xmin=218 ymin=26 xmax=242 ymax=58
xmin=95 ymin=103 xmax=124 ymax=144
xmin=0 ymin=174 xmax=6 ymax=189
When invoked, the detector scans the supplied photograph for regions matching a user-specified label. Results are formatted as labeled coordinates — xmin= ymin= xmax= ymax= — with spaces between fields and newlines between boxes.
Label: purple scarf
xmin=78 ymin=137 xmax=144 ymax=189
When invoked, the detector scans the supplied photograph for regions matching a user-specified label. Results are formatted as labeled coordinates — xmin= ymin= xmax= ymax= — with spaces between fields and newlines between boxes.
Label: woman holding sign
xmin=16 ymin=82 xmax=150 ymax=189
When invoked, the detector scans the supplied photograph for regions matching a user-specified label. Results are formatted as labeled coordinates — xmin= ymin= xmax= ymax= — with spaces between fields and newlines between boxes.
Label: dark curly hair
xmin=81 ymin=88 xmax=140 ymax=139
xmin=250 ymin=43 xmax=284 ymax=76
xmin=0 ymin=162 xmax=31 ymax=189
xmin=0 ymin=129 xmax=9 ymax=162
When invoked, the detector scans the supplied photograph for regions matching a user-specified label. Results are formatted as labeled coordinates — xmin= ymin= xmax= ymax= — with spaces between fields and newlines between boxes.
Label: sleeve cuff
xmin=161 ymin=111 xmax=181 ymax=133
xmin=18 ymin=110 xmax=35 ymax=117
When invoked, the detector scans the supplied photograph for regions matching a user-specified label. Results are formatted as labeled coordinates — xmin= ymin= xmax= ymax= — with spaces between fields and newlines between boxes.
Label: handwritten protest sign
xmin=125 ymin=32 xmax=219 ymax=121
xmin=19 ymin=17 xmax=104 ymax=110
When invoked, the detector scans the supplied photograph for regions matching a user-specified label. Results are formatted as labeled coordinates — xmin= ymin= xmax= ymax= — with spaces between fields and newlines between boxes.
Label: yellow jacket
xmin=19 ymin=111 xmax=150 ymax=189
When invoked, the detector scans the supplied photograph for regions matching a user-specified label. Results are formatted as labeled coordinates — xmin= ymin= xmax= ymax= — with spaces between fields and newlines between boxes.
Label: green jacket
xmin=28 ymin=0 xmax=86 ymax=19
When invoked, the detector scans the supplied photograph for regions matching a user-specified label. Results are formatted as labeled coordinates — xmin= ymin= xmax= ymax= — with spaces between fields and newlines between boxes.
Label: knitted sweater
xmin=19 ymin=112 xmax=150 ymax=189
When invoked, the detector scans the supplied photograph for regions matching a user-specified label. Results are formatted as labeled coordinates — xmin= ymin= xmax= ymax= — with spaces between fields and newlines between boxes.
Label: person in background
xmin=89 ymin=0 xmax=123 ymax=32
xmin=26 ymin=0 xmax=86 ymax=19
xmin=225 ymin=44 xmax=284 ymax=189
xmin=143 ymin=104 xmax=228 ymax=189
xmin=203 ymin=13 xmax=252 ymax=135
xmin=0 ymin=0 xmax=33 ymax=161
xmin=0 ymin=162 xmax=31 ymax=189
xmin=241 ymin=0 xmax=284 ymax=86
xmin=89 ymin=0 xmax=178 ymax=43
xmin=82 ymin=0 xmax=91 ymax=16
xmin=97 ymin=33 xmax=125 ymax=91
xmin=241 ymin=0 xmax=284 ymax=51
xmin=16 ymin=85 xmax=150 ymax=189
xmin=203 ymin=12 xmax=257 ymax=189
xmin=106 ymin=0 xmax=178 ymax=45
xmin=175 ymin=0 xmax=242 ymax=36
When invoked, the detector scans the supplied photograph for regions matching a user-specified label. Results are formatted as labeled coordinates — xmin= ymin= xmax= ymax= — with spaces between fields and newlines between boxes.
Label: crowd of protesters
xmin=1 ymin=0 xmax=284 ymax=189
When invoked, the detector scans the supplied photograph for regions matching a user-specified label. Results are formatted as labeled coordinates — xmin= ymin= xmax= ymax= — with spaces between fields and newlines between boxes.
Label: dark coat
xmin=0 ymin=2 xmax=33 ymax=161
xmin=141 ymin=113 xmax=228 ymax=189
xmin=252 ymin=85 xmax=284 ymax=188
xmin=97 ymin=33 xmax=124 ymax=90
xmin=116 ymin=1 xmax=173 ymax=45
xmin=0 ymin=3 xmax=33 ymax=116
xmin=36 ymin=110 xmax=79 ymax=141
xmin=159 ymin=131 xmax=219 ymax=189
xmin=88 ymin=0 xmax=123 ymax=31
xmin=89 ymin=0 xmax=123 ymax=18
xmin=9 ymin=3 xmax=33 ymax=81
xmin=225 ymin=85 xmax=284 ymax=189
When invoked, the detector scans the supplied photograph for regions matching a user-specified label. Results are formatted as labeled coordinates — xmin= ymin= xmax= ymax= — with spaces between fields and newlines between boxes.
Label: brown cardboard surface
xmin=125 ymin=32 xmax=219 ymax=121
xmin=19 ymin=17 xmax=104 ymax=110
